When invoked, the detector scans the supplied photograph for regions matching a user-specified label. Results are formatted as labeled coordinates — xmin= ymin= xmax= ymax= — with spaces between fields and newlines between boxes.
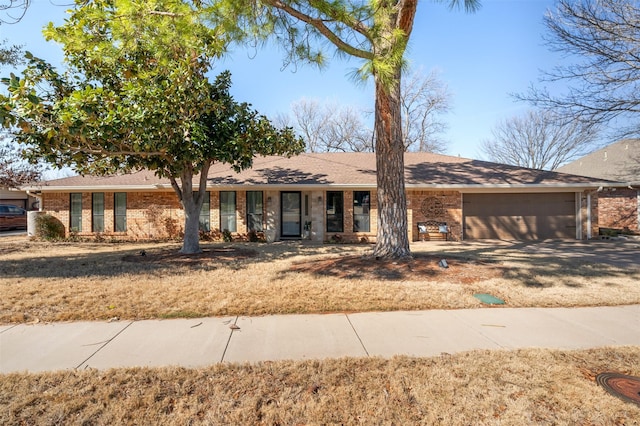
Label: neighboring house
xmin=0 ymin=188 xmax=39 ymax=211
xmin=557 ymin=139 xmax=640 ymax=234
xmin=23 ymin=153 xmax=617 ymax=242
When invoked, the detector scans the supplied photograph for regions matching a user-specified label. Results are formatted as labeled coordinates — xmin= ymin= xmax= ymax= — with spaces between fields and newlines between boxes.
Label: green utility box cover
xmin=473 ymin=293 xmax=505 ymax=305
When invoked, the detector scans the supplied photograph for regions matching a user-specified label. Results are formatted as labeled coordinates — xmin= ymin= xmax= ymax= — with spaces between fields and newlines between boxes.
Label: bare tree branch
xmin=401 ymin=67 xmax=451 ymax=153
xmin=0 ymin=135 xmax=42 ymax=188
xmin=517 ymin=0 xmax=640 ymax=138
xmin=480 ymin=109 xmax=600 ymax=171
xmin=0 ymin=0 xmax=30 ymax=24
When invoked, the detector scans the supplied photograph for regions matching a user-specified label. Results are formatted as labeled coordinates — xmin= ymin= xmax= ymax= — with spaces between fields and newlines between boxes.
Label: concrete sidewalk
xmin=1 ymin=305 xmax=639 ymax=374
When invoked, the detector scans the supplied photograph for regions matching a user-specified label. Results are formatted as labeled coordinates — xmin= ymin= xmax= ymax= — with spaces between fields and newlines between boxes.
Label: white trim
xmin=25 ymin=183 xmax=609 ymax=193
xmin=586 ymin=192 xmax=592 ymax=239
xmin=575 ymin=192 xmax=582 ymax=240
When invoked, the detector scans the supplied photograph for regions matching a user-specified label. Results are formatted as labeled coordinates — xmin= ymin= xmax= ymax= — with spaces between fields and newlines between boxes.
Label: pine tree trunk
xmin=372 ymin=68 xmax=411 ymax=259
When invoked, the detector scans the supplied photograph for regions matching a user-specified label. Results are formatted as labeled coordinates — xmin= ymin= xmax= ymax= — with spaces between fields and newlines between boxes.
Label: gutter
xmin=22 ymin=181 xmax=616 ymax=193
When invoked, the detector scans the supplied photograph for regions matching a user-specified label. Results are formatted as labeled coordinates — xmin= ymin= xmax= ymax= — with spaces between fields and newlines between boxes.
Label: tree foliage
xmin=0 ymin=38 xmax=23 ymax=66
xmin=0 ymin=39 xmax=41 ymax=189
xmin=1 ymin=0 xmax=303 ymax=253
xmin=480 ymin=110 xmax=599 ymax=171
xmin=520 ymin=0 xmax=640 ymax=138
xmin=206 ymin=0 xmax=478 ymax=258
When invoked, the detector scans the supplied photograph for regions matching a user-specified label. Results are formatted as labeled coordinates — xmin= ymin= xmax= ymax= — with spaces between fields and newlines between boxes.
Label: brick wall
xmin=42 ymin=188 xmax=605 ymax=242
xmin=408 ymin=190 xmax=462 ymax=241
xmin=598 ymin=188 xmax=639 ymax=233
xmin=43 ymin=191 xmax=184 ymax=239
xmin=41 ymin=190 xmax=267 ymax=239
xmin=323 ymin=190 xmax=378 ymax=243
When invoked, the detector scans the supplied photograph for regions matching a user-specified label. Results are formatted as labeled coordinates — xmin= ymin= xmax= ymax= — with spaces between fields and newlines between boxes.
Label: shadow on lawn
xmin=433 ymin=239 xmax=640 ymax=288
xmin=1 ymin=239 xmax=637 ymax=284
xmin=0 ymin=241 xmax=359 ymax=279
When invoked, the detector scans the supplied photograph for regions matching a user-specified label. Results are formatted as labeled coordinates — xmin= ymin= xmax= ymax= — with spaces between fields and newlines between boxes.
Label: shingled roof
xmin=556 ymin=139 xmax=640 ymax=184
xmin=32 ymin=152 xmax=615 ymax=191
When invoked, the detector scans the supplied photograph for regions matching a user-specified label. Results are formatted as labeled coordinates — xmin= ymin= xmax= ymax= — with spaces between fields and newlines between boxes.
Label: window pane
xmin=247 ymin=191 xmax=263 ymax=232
xmin=198 ymin=191 xmax=210 ymax=232
xmin=70 ymin=193 xmax=82 ymax=232
xmin=353 ymin=191 xmax=370 ymax=232
xmin=220 ymin=191 xmax=236 ymax=232
xmin=114 ymin=193 xmax=127 ymax=232
xmin=92 ymin=193 xmax=104 ymax=232
xmin=326 ymin=191 xmax=343 ymax=233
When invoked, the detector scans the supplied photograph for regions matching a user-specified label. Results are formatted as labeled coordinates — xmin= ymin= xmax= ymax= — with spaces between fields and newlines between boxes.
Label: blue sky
xmin=1 ymin=0 xmax=559 ymax=160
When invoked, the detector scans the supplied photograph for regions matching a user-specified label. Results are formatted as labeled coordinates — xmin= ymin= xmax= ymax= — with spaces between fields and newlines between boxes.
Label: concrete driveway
xmin=0 ymin=230 xmax=27 ymax=237
xmin=413 ymin=238 xmax=640 ymax=270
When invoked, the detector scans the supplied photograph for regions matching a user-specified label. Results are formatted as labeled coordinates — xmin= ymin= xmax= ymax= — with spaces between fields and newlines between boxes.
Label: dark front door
xmin=281 ymin=192 xmax=301 ymax=237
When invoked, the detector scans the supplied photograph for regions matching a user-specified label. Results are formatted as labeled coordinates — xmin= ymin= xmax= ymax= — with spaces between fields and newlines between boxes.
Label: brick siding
xmin=408 ymin=190 xmax=462 ymax=242
xmin=41 ymin=188 xmax=600 ymax=241
xmin=598 ymin=188 xmax=639 ymax=233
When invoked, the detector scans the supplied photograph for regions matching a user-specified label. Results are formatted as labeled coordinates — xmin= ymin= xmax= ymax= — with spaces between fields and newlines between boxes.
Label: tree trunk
xmin=170 ymin=162 xmax=211 ymax=254
xmin=181 ymin=189 xmax=202 ymax=254
xmin=372 ymin=68 xmax=411 ymax=259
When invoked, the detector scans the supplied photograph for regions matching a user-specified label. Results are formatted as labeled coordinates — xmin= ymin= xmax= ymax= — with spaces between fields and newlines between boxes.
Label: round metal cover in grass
xmin=596 ymin=372 xmax=640 ymax=406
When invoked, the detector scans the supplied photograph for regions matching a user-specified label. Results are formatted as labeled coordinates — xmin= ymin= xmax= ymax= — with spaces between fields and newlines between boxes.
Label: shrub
xmin=34 ymin=214 xmax=65 ymax=241
xmin=163 ymin=217 xmax=181 ymax=239
xmin=222 ymin=229 xmax=233 ymax=242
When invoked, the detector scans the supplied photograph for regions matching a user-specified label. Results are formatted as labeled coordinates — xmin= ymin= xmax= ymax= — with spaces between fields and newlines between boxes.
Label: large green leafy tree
xmin=1 ymin=0 xmax=303 ymax=253
xmin=206 ymin=0 xmax=479 ymax=258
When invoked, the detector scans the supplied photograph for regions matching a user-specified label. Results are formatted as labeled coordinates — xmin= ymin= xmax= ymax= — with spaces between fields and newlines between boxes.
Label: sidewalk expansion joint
xmin=346 ymin=314 xmax=369 ymax=357
xmin=75 ymin=321 xmax=134 ymax=370
xmin=0 ymin=324 xmax=19 ymax=334
xmin=220 ymin=316 xmax=239 ymax=363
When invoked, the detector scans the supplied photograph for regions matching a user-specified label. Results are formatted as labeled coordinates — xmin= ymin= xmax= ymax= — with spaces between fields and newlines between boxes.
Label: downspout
xmin=25 ymin=190 xmax=43 ymax=211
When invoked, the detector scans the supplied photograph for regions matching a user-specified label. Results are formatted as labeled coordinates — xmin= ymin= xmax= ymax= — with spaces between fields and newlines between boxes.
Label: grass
xmin=1 ymin=347 xmax=639 ymax=425
xmin=2 ymin=237 xmax=639 ymax=424
xmin=1 ymin=236 xmax=639 ymax=323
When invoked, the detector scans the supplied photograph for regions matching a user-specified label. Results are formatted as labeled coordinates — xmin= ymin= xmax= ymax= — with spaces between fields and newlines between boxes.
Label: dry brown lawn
xmin=2 ymin=347 xmax=639 ymax=425
xmin=1 ymin=236 xmax=639 ymax=324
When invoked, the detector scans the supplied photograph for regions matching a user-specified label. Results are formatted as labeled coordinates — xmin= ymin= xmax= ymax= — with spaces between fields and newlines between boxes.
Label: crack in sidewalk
xmin=75 ymin=321 xmax=134 ymax=370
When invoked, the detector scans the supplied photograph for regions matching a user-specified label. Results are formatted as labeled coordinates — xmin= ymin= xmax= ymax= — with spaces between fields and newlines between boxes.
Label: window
xmin=220 ymin=191 xmax=236 ymax=232
xmin=246 ymin=191 xmax=263 ymax=232
xmin=353 ymin=191 xmax=370 ymax=232
xmin=114 ymin=193 xmax=127 ymax=232
xmin=199 ymin=191 xmax=211 ymax=232
xmin=70 ymin=193 xmax=82 ymax=232
xmin=92 ymin=193 xmax=104 ymax=232
xmin=326 ymin=191 xmax=344 ymax=232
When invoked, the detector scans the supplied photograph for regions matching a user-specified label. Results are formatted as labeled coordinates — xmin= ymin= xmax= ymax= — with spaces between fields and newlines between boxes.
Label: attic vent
xmin=604 ymin=151 xmax=608 ymax=161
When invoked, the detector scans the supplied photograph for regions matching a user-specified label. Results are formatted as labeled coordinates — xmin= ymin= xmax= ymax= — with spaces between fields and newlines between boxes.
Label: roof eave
xmin=29 ymin=182 xmax=612 ymax=192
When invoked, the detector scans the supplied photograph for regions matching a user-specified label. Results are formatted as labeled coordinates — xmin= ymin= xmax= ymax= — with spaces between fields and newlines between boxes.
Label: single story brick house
xmin=557 ymin=139 xmax=640 ymax=235
xmin=24 ymin=152 xmax=618 ymax=242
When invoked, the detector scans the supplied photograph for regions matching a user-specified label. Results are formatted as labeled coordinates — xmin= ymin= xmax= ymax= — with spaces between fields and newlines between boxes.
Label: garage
xmin=463 ymin=193 xmax=577 ymax=240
